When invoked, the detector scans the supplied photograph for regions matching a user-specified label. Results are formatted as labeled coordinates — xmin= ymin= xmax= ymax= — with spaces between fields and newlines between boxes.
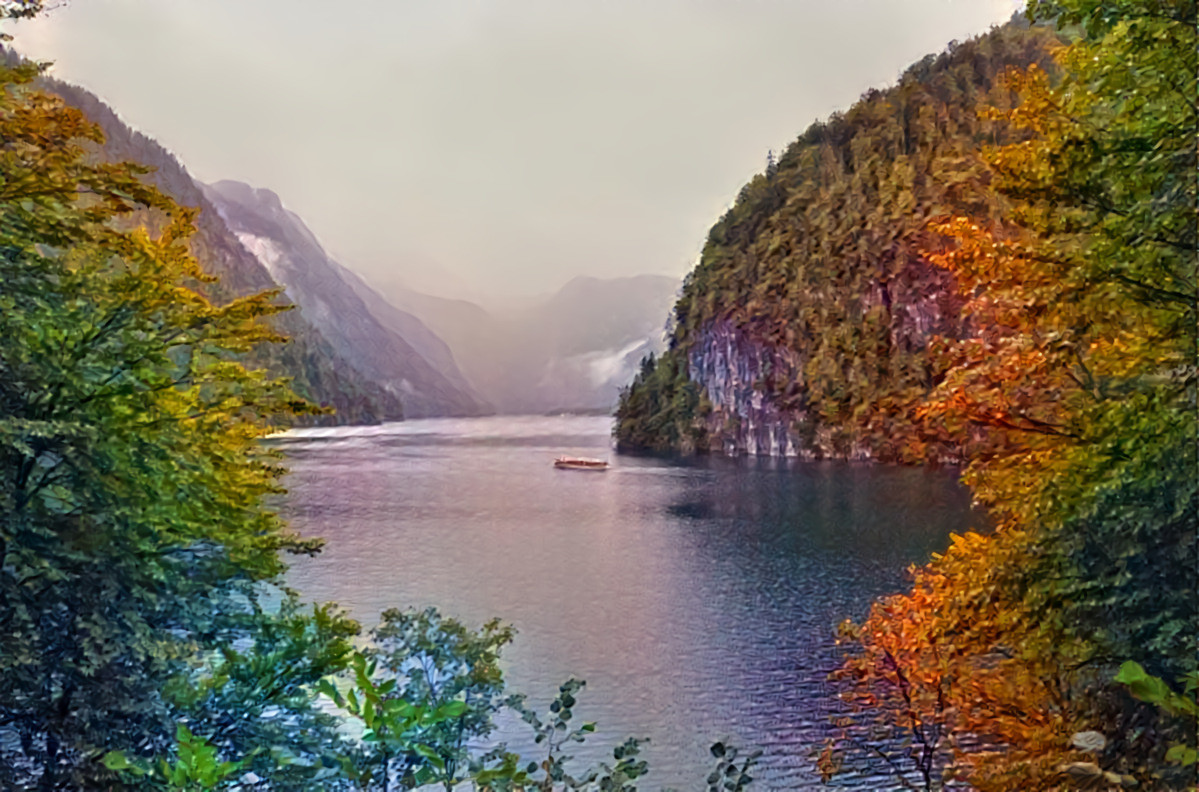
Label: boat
xmin=553 ymin=456 xmax=609 ymax=471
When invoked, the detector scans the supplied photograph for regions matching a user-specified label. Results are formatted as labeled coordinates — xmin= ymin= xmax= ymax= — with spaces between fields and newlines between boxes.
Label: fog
xmin=10 ymin=0 xmax=1021 ymax=302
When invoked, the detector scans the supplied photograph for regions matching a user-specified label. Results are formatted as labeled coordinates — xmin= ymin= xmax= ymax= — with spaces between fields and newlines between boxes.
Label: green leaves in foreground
xmin=1116 ymin=662 xmax=1199 ymax=768
xmin=103 ymin=724 xmax=244 ymax=791
xmin=706 ymin=741 xmax=759 ymax=792
xmin=315 ymin=609 xmax=759 ymax=791
xmin=318 ymin=652 xmax=461 ymax=789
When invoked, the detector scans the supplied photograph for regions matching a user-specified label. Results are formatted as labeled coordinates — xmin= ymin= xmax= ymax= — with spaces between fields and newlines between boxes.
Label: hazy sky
xmin=10 ymin=1 xmax=1021 ymax=301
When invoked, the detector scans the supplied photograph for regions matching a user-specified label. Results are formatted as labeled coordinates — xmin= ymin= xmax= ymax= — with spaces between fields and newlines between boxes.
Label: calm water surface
xmin=272 ymin=415 xmax=979 ymax=790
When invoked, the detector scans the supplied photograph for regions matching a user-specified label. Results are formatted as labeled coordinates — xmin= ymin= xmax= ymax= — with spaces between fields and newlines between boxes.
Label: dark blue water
xmin=272 ymin=415 xmax=980 ymax=789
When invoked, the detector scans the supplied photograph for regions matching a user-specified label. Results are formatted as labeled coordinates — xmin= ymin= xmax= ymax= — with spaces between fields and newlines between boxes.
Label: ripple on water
xmin=277 ymin=416 xmax=980 ymax=790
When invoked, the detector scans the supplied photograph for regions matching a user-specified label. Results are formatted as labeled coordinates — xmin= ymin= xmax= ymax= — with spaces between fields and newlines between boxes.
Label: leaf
xmin=437 ymin=700 xmax=469 ymax=719
xmin=1071 ymin=731 xmax=1107 ymax=752
xmin=101 ymin=751 xmax=143 ymax=774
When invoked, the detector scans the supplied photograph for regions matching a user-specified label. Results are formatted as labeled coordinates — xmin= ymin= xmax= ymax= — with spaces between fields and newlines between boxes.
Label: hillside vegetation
xmin=621 ymin=2 xmax=1197 ymax=789
xmin=616 ymin=20 xmax=1059 ymax=458
xmin=35 ymin=67 xmax=407 ymax=425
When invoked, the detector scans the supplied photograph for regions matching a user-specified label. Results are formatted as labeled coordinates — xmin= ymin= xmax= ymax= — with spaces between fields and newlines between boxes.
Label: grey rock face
xmin=685 ymin=257 xmax=961 ymax=460
xmin=688 ymin=321 xmax=804 ymax=457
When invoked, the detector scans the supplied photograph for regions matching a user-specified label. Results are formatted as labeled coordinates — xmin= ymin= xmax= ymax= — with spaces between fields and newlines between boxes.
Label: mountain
xmin=29 ymin=56 xmax=490 ymax=423
xmin=202 ymin=180 xmax=490 ymax=419
xmin=517 ymin=275 xmax=680 ymax=412
xmin=337 ymin=272 xmax=479 ymax=399
xmin=28 ymin=65 xmax=406 ymax=425
xmin=614 ymin=20 xmax=1061 ymax=459
xmin=373 ymin=275 xmax=680 ymax=415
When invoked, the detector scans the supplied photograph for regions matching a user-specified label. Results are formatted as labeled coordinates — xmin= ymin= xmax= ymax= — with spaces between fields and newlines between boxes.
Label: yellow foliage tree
xmin=833 ymin=1 xmax=1196 ymax=789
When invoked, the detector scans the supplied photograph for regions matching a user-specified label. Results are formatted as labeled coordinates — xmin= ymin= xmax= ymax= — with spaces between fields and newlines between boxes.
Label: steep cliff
xmin=30 ymin=67 xmax=406 ymax=425
xmin=615 ymin=21 xmax=1060 ymax=458
xmin=203 ymin=180 xmax=490 ymax=418
xmin=686 ymin=321 xmax=805 ymax=457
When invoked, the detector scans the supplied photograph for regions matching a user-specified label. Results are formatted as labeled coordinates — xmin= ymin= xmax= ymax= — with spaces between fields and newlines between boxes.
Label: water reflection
xmin=273 ymin=416 xmax=981 ymax=790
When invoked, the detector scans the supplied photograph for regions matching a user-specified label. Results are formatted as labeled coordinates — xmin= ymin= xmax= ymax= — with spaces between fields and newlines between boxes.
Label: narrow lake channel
xmin=273 ymin=415 xmax=979 ymax=790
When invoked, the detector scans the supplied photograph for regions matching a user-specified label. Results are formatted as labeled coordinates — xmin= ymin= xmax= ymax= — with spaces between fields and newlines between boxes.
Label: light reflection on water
xmin=272 ymin=415 xmax=979 ymax=790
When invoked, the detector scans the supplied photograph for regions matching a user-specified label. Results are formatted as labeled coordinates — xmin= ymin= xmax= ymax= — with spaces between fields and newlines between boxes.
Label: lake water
xmin=272 ymin=415 xmax=979 ymax=790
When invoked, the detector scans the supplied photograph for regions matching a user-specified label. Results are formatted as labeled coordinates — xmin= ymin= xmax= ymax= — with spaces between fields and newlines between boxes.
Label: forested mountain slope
xmin=615 ymin=20 xmax=1060 ymax=458
xmin=27 ymin=64 xmax=406 ymax=425
xmin=203 ymin=180 xmax=491 ymax=418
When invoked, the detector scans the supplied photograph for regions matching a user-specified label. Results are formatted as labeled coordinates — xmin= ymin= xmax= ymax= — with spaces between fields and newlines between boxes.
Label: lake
xmin=272 ymin=415 xmax=979 ymax=790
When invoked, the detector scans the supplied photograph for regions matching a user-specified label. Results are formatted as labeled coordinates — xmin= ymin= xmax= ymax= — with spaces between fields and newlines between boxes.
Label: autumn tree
xmin=614 ymin=22 xmax=1061 ymax=459
xmin=0 ymin=57 xmax=354 ymax=790
xmin=836 ymin=0 xmax=1197 ymax=788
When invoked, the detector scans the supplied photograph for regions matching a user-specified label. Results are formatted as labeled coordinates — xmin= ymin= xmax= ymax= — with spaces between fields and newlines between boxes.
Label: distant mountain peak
xmin=373 ymin=272 xmax=680 ymax=415
xmin=207 ymin=180 xmax=299 ymax=231
xmin=202 ymin=179 xmax=491 ymax=419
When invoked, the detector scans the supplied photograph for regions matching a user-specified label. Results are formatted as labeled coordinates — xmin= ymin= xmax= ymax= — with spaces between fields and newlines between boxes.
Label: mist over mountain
xmin=19 ymin=54 xmax=502 ymax=424
xmin=202 ymin=180 xmax=491 ymax=419
xmin=30 ymin=69 xmax=408 ymax=425
xmin=372 ymin=274 xmax=681 ymax=415
xmin=13 ymin=48 xmax=679 ymax=422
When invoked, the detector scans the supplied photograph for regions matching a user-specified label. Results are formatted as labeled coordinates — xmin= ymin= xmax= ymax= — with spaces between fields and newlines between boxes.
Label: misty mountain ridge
xmin=367 ymin=272 xmax=681 ymax=415
xmin=20 ymin=60 xmax=411 ymax=425
xmin=12 ymin=44 xmax=680 ymax=422
xmin=202 ymin=180 xmax=491 ymax=419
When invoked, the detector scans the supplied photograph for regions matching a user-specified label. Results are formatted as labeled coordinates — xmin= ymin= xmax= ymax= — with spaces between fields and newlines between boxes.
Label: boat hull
xmin=553 ymin=457 xmax=609 ymax=471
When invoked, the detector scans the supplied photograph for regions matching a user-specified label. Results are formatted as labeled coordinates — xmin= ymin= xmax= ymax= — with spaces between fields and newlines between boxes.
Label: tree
xmin=369 ymin=608 xmax=515 ymax=791
xmin=0 ymin=58 xmax=332 ymax=789
xmin=171 ymin=596 xmax=361 ymax=791
xmin=318 ymin=650 xmax=473 ymax=792
xmin=835 ymin=0 xmax=1197 ymax=788
xmin=319 ymin=608 xmax=517 ymax=791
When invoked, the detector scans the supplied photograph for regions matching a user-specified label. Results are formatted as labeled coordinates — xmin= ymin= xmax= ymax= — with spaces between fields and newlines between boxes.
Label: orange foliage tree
xmin=831 ymin=1 xmax=1196 ymax=789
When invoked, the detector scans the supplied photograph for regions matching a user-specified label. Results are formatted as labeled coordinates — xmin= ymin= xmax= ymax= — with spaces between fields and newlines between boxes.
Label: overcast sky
xmin=9 ymin=0 xmax=1021 ymax=302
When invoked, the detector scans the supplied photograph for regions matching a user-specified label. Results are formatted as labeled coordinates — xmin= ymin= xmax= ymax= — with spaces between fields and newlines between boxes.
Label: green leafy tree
xmin=319 ymin=651 xmax=471 ymax=791
xmin=173 ymin=596 xmax=361 ymax=790
xmin=0 ymin=57 xmax=337 ymax=790
xmin=103 ymin=724 xmax=246 ymax=791
xmin=370 ymin=607 xmax=515 ymax=791
xmin=320 ymin=614 xmax=755 ymax=792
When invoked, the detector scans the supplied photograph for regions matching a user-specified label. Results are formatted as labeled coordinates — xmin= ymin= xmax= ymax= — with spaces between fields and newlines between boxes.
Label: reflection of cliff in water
xmin=664 ymin=457 xmax=984 ymax=560
xmin=280 ymin=416 xmax=979 ymax=790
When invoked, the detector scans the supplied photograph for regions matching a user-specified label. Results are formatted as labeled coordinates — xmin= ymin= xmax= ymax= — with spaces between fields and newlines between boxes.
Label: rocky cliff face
xmin=686 ymin=247 xmax=962 ymax=458
xmin=614 ymin=21 xmax=1058 ymax=459
xmin=680 ymin=244 xmax=964 ymax=460
xmin=687 ymin=321 xmax=804 ymax=457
